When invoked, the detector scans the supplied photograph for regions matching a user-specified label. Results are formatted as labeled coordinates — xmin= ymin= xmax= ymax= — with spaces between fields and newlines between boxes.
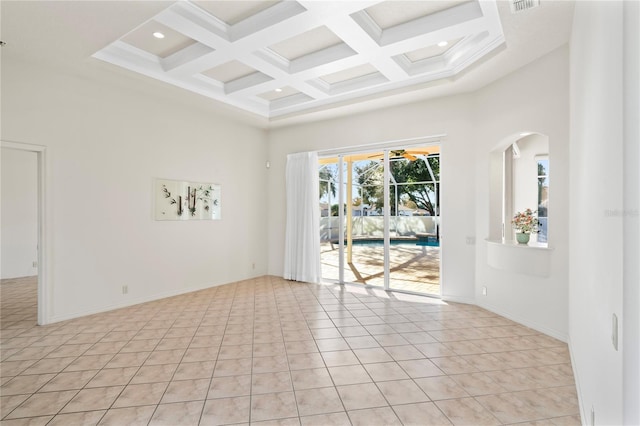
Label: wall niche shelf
xmin=485 ymin=239 xmax=553 ymax=277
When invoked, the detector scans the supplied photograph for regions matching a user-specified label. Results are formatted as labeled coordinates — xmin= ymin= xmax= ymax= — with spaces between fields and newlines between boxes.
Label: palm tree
xmin=319 ymin=166 xmax=336 ymax=199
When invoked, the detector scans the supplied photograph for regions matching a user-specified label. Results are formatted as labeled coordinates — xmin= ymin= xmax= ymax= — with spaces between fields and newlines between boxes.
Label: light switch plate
xmin=612 ymin=313 xmax=618 ymax=351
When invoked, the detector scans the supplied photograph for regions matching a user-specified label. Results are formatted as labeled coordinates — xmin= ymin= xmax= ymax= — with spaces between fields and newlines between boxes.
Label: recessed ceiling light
xmin=153 ymin=32 xmax=165 ymax=39
xmin=437 ymin=41 xmax=448 ymax=47
xmin=275 ymin=88 xmax=283 ymax=93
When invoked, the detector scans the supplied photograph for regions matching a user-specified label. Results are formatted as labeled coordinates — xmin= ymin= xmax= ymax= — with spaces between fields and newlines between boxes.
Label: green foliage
xmin=331 ymin=203 xmax=344 ymax=216
xmin=538 ymin=162 xmax=546 ymax=176
xmin=354 ymin=156 xmax=440 ymax=216
xmin=392 ymin=156 xmax=440 ymax=216
xmin=319 ymin=166 xmax=336 ymax=200
xmin=537 ymin=162 xmax=548 ymax=207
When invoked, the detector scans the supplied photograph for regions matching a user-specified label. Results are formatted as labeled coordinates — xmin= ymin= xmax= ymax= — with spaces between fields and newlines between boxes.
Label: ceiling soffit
xmin=93 ymin=0 xmax=505 ymax=119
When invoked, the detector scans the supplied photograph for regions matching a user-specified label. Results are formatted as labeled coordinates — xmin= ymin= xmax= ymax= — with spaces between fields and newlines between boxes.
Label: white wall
xmin=1 ymin=57 xmax=269 ymax=323
xmin=267 ymin=95 xmax=476 ymax=303
xmin=1 ymin=148 xmax=38 ymax=278
xmin=473 ymin=46 xmax=570 ymax=341
xmin=569 ymin=1 xmax=639 ymax=424
xmin=622 ymin=2 xmax=640 ymax=423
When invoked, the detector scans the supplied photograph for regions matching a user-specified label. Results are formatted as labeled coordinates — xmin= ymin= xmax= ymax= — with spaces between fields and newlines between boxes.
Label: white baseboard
xmin=477 ymin=300 xmax=568 ymax=342
xmin=45 ymin=279 xmax=233 ymax=324
xmin=567 ymin=337 xmax=587 ymax=425
xmin=441 ymin=294 xmax=476 ymax=305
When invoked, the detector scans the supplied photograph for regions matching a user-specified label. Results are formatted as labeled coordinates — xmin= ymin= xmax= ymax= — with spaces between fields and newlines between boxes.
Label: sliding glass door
xmin=319 ymin=144 xmax=441 ymax=296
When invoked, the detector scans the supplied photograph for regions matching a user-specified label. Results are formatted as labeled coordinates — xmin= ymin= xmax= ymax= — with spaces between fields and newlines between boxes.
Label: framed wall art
xmin=155 ymin=178 xmax=221 ymax=221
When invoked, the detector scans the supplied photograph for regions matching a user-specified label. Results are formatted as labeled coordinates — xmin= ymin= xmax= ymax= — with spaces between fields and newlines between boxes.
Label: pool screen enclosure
xmin=318 ymin=142 xmax=442 ymax=296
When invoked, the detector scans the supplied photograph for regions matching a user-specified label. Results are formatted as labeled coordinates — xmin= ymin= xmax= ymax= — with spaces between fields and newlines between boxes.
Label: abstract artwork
xmin=155 ymin=178 xmax=221 ymax=220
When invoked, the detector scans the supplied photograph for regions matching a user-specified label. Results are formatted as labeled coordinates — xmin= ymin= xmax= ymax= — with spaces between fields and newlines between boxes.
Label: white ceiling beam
xmin=289 ymin=43 xmax=357 ymax=74
xmin=230 ymin=1 xmax=308 ymax=41
xmin=93 ymin=0 xmax=505 ymax=119
xmin=225 ymin=72 xmax=273 ymax=94
xmin=270 ymin=92 xmax=314 ymax=111
xmin=155 ymin=3 xmax=230 ymax=46
xmin=328 ymin=72 xmax=389 ymax=96
xmin=229 ymin=51 xmax=331 ymax=100
xmin=161 ymin=42 xmax=215 ymax=73
xmin=325 ymin=15 xmax=408 ymax=81
xmin=449 ymin=33 xmax=505 ymax=74
xmin=93 ymin=41 xmax=164 ymax=74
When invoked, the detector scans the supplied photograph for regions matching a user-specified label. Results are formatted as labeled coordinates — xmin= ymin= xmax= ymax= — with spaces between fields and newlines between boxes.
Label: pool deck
xmin=320 ymin=241 xmax=441 ymax=295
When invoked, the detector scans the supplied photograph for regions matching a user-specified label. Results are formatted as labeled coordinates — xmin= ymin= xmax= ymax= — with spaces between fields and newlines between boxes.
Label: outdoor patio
xmin=320 ymin=241 xmax=440 ymax=295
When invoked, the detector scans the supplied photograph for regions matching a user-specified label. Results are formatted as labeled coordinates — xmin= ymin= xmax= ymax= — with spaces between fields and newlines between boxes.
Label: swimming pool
xmin=336 ymin=238 xmax=440 ymax=247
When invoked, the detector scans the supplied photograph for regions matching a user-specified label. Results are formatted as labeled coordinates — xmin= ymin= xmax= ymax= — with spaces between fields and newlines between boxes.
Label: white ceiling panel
xmin=405 ymin=37 xmax=464 ymax=62
xmin=122 ymin=21 xmax=197 ymax=58
xmin=268 ymin=26 xmax=342 ymax=61
xmin=320 ymin=63 xmax=378 ymax=85
xmin=258 ymin=86 xmax=300 ymax=101
xmin=364 ymin=1 xmax=471 ymax=30
xmin=192 ymin=0 xmax=280 ymax=25
xmin=202 ymin=60 xmax=257 ymax=83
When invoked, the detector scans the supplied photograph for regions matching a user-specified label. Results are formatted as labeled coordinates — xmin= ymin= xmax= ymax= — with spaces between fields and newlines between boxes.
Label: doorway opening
xmin=319 ymin=143 xmax=441 ymax=296
xmin=1 ymin=141 xmax=47 ymax=325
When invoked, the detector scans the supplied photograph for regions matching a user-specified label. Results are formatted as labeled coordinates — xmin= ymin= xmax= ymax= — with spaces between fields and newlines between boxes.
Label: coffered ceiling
xmin=92 ymin=1 xmax=505 ymax=119
xmin=1 ymin=1 xmax=575 ymax=125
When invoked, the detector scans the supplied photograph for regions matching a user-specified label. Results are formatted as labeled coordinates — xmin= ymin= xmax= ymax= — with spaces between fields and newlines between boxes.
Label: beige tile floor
xmin=0 ymin=275 xmax=581 ymax=425
xmin=320 ymin=243 xmax=441 ymax=295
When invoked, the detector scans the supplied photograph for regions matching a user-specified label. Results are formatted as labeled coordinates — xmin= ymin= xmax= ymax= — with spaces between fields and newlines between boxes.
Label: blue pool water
xmin=344 ymin=239 xmax=440 ymax=247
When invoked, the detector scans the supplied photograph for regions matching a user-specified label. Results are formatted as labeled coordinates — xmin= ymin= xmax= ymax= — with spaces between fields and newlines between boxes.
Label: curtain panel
xmin=283 ymin=152 xmax=321 ymax=283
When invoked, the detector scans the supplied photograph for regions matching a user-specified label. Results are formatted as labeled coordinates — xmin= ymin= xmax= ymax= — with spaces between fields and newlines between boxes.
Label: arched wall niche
xmin=489 ymin=131 xmax=549 ymax=245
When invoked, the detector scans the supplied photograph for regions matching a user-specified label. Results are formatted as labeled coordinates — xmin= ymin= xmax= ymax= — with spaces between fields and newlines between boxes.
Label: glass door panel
xmin=388 ymin=151 xmax=441 ymax=295
xmin=342 ymin=158 xmax=386 ymax=287
xmin=319 ymin=162 xmax=340 ymax=282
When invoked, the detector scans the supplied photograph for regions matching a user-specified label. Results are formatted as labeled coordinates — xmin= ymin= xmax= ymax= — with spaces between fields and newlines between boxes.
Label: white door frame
xmin=1 ymin=140 xmax=48 ymax=325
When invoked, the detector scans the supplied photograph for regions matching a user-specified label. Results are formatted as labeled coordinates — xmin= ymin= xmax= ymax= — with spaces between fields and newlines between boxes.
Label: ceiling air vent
xmin=510 ymin=0 xmax=540 ymax=14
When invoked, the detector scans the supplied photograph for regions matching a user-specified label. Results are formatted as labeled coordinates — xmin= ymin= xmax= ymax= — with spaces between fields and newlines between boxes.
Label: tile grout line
xmin=0 ymin=277 xmax=581 ymax=425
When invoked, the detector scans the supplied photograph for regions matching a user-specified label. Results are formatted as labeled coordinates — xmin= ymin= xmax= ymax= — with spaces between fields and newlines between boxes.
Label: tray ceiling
xmin=93 ymin=0 xmax=505 ymax=119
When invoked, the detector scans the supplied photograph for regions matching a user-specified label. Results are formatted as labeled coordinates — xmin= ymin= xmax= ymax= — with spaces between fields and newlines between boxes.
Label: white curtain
xmin=283 ymin=151 xmax=321 ymax=283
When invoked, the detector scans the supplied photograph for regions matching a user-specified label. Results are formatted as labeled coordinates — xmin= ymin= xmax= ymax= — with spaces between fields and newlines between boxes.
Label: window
xmin=498 ymin=133 xmax=549 ymax=246
xmin=537 ymin=156 xmax=549 ymax=243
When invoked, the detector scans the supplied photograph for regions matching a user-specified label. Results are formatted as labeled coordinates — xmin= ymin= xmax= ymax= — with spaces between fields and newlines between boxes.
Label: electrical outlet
xmin=466 ymin=236 xmax=476 ymax=245
xmin=32 ymin=261 xmax=38 ymax=268
xmin=252 ymin=262 xmax=256 ymax=270
xmin=122 ymin=285 xmax=128 ymax=295
xmin=482 ymin=286 xmax=487 ymax=296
